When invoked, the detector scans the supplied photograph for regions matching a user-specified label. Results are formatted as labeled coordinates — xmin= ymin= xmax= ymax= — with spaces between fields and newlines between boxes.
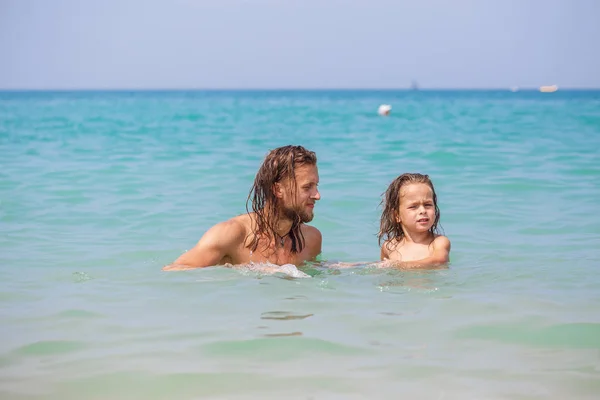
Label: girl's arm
xmin=382 ymin=236 xmax=451 ymax=269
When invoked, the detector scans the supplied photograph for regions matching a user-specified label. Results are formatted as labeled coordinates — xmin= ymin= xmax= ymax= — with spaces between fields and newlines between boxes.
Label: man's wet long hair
xmin=246 ymin=145 xmax=317 ymax=254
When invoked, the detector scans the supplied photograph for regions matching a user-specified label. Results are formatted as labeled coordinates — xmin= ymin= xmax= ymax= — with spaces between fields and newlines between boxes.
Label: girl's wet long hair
xmin=378 ymin=173 xmax=441 ymax=246
xmin=246 ymin=145 xmax=317 ymax=254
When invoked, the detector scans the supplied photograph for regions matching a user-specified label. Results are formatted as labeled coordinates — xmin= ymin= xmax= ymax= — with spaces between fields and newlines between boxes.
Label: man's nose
xmin=313 ymin=189 xmax=321 ymax=200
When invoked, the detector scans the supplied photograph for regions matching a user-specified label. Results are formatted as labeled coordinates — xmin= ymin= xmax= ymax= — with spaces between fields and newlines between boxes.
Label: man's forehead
xmin=294 ymin=165 xmax=319 ymax=182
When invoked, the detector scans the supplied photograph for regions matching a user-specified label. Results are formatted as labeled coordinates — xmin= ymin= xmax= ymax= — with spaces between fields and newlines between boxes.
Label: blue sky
xmin=1 ymin=0 xmax=599 ymax=89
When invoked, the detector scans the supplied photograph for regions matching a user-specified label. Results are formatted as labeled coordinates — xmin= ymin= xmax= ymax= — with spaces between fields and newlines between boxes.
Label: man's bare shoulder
xmin=163 ymin=215 xmax=250 ymax=271
xmin=193 ymin=215 xmax=248 ymax=251
xmin=301 ymin=224 xmax=322 ymax=243
xmin=189 ymin=215 xmax=248 ymax=256
xmin=210 ymin=215 xmax=250 ymax=241
xmin=300 ymin=224 xmax=322 ymax=259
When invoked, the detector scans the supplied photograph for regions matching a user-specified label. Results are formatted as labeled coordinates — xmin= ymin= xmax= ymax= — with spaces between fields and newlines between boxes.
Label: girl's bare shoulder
xmin=432 ymin=235 xmax=451 ymax=250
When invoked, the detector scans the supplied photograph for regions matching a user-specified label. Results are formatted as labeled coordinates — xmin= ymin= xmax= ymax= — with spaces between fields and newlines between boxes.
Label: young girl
xmin=378 ymin=173 xmax=451 ymax=269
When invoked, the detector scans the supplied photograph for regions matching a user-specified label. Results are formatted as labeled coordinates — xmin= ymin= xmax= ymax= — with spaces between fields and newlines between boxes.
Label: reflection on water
xmin=377 ymin=275 xmax=440 ymax=293
xmin=284 ymin=295 xmax=309 ymax=301
xmin=261 ymin=311 xmax=314 ymax=321
xmin=263 ymin=331 xmax=303 ymax=337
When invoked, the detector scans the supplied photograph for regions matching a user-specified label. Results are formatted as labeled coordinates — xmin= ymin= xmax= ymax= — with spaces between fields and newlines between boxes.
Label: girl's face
xmin=397 ymin=183 xmax=436 ymax=234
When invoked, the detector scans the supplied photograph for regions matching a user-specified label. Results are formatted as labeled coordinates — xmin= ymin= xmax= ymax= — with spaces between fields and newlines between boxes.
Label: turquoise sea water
xmin=1 ymin=90 xmax=599 ymax=399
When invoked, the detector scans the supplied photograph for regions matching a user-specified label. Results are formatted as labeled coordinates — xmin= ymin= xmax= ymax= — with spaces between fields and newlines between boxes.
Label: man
xmin=163 ymin=145 xmax=322 ymax=270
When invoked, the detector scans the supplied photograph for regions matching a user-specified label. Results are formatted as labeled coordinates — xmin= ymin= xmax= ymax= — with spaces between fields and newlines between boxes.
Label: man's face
xmin=279 ymin=164 xmax=321 ymax=222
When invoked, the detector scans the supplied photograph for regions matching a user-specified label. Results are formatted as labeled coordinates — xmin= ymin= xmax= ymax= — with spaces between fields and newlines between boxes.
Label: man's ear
xmin=273 ymin=182 xmax=284 ymax=199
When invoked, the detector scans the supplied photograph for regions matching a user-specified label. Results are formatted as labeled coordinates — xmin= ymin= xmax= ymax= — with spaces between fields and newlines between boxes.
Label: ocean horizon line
xmin=1 ymin=87 xmax=599 ymax=92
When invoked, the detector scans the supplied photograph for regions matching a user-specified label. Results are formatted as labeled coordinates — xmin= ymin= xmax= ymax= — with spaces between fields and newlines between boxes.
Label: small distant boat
xmin=539 ymin=85 xmax=558 ymax=93
xmin=510 ymin=86 xmax=519 ymax=92
xmin=410 ymin=80 xmax=419 ymax=91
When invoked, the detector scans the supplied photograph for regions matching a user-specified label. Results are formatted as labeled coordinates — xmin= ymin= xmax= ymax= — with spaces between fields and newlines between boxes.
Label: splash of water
xmin=236 ymin=262 xmax=311 ymax=278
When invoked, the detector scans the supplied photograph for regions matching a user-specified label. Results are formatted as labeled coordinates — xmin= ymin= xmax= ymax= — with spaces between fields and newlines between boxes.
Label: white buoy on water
xmin=378 ymin=104 xmax=392 ymax=116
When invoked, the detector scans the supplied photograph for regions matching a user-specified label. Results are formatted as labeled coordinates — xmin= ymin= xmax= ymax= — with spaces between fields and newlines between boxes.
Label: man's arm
xmin=162 ymin=220 xmax=245 ymax=271
xmin=384 ymin=236 xmax=451 ymax=270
